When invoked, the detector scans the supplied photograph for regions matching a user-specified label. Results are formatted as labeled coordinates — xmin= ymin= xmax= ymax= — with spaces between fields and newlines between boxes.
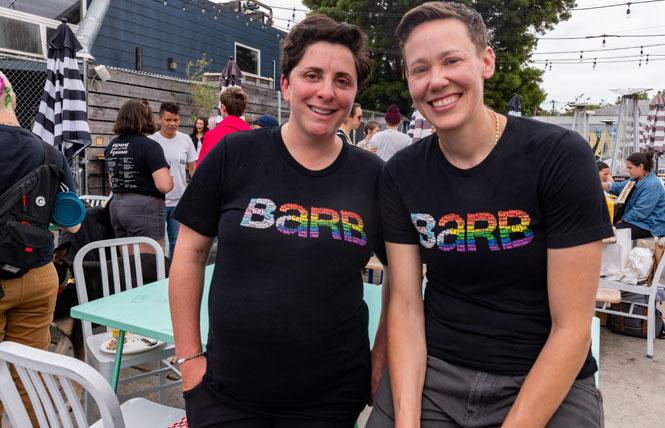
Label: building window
xmin=0 ymin=16 xmax=42 ymax=55
xmin=235 ymin=42 xmax=260 ymax=75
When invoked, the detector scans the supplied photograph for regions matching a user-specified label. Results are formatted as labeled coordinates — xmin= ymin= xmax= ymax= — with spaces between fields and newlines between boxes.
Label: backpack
xmin=0 ymin=141 xmax=65 ymax=279
xmin=607 ymin=301 xmax=665 ymax=339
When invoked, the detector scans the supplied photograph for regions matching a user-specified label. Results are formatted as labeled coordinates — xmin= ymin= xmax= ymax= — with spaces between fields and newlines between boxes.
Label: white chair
xmin=596 ymin=245 xmax=665 ymax=358
xmin=73 ymin=237 xmax=179 ymax=419
xmin=80 ymin=194 xmax=109 ymax=207
xmin=0 ymin=341 xmax=184 ymax=428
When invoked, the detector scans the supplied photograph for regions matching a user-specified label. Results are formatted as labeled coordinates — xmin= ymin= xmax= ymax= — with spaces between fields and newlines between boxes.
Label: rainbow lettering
xmin=240 ymin=198 xmax=367 ymax=247
xmin=410 ymin=209 xmax=534 ymax=252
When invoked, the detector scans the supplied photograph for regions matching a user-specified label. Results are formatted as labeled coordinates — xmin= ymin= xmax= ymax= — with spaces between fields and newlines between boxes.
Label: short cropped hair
xmin=113 ymin=99 xmax=156 ymax=135
xmin=364 ymin=120 xmax=380 ymax=131
xmin=396 ymin=2 xmax=488 ymax=54
xmin=280 ymin=15 xmax=372 ymax=91
xmin=627 ymin=152 xmax=654 ymax=172
xmin=159 ymin=102 xmax=179 ymax=116
xmin=0 ymin=71 xmax=14 ymax=112
xmin=220 ymin=87 xmax=247 ymax=117
xmin=597 ymin=161 xmax=609 ymax=171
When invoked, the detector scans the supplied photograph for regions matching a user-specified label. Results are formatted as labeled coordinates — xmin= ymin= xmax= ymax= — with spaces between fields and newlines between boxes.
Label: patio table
xmin=71 ymin=265 xmax=383 ymax=392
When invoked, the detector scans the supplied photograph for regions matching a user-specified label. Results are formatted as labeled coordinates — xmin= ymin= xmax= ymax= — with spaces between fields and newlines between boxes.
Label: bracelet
xmin=175 ymin=351 xmax=205 ymax=365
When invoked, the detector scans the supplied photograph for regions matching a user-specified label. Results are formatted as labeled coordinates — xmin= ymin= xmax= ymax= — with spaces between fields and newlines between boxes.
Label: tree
xmin=185 ymin=53 xmax=219 ymax=120
xmin=302 ymin=0 xmax=575 ymax=116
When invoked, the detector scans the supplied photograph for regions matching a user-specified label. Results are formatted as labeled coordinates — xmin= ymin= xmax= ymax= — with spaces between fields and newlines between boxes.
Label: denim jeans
xmin=164 ymin=206 xmax=180 ymax=259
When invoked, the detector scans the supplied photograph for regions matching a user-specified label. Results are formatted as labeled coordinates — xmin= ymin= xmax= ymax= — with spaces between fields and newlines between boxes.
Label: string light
xmin=640 ymin=46 xmax=644 ymax=55
xmin=602 ymin=35 xmax=607 ymax=47
xmin=626 ymin=2 xmax=632 ymax=18
xmin=579 ymin=51 xmax=584 ymax=62
xmin=593 ymin=58 xmax=597 ymax=69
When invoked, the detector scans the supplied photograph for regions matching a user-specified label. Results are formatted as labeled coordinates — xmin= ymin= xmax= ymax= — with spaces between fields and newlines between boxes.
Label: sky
xmin=261 ymin=0 xmax=665 ymax=112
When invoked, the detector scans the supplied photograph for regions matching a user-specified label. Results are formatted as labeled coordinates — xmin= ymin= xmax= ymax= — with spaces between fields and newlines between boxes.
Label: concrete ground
xmin=50 ymin=322 xmax=662 ymax=427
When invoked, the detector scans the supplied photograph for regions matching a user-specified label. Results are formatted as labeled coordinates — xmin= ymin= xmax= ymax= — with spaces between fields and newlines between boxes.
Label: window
xmin=0 ymin=16 xmax=41 ymax=55
xmin=0 ymin=7 xmax=79 ymax=58
xmin=235 ymin=43 xmax=260 ymax=75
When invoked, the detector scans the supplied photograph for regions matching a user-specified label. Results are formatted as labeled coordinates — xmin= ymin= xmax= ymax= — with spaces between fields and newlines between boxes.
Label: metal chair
xmin=79 ymin=194 xmax=109 ymax=207
xmin=0 ymin=341 xmax=185 ymax=428
xmin=596 ymin=245 xmax=665 ymax=357
xmin=72 ymin=237 xmax=179 ymax=419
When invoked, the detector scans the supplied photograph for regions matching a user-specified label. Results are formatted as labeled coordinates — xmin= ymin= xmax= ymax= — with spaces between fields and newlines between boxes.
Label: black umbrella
xmin=32 ymin=20 xmax=91 ymax=159
xmin=219 ymin=56 xmax=243 ymax=89
xmin=508 ymin=93 xmax=522 ymax=117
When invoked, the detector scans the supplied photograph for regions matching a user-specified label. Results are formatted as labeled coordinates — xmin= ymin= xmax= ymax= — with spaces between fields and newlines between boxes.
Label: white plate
xmin=100 ymin=334 xmax=162 ymax=355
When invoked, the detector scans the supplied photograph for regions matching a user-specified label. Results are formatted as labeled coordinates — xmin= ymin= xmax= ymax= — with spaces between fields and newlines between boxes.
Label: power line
xmin=260 ymin=0 xmax=665 ymax=16
xmin=533 ymin=42 xmax=665 ymax=55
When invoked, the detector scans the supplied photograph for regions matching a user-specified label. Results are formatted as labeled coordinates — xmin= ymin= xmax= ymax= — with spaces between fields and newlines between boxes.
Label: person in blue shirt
xmin=605 ymin=152 xmax=665 ymax=238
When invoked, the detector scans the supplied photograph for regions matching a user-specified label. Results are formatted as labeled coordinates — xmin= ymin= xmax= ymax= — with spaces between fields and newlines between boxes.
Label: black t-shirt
xmin=174 ymin=127 xmax=385 ymax=419
xmin=380 ymin=116 xmax=613 ymax=378
xmin=104 ymin=133 xmax=168 ymax=199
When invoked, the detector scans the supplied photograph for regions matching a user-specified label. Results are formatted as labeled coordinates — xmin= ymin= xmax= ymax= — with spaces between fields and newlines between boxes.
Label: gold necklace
xmin=492 ymin=110 xmax=500 ymax=145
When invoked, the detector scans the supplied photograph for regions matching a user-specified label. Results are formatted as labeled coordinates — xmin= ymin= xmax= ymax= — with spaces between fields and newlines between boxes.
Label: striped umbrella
xmin=646 ymin=91 xmax=665 ymax=153
xmin=32 ymin=21 xmax=91 ymax=159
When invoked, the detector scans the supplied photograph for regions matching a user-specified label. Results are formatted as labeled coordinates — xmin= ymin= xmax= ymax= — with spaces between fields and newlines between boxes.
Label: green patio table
xmin=71 ymin=265 xmax=384 ymax=391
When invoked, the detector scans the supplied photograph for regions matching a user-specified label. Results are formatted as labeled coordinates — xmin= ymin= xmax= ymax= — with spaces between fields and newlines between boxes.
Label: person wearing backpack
xmin=0 ymin=71 xmax=81 ymax=426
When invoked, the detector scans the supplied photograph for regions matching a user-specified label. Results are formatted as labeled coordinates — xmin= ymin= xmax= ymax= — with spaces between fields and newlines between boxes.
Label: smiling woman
xmin=169 ymin=14 xmax=389 ymax=428
xmin=366 ymin=2 xmax=613 ymax=428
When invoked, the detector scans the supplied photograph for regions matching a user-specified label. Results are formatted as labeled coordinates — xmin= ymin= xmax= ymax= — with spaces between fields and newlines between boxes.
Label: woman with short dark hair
xmin=105 ymin=99 xmax=173 ymax=246
xmin=367 ymin=2 xmax=612 ymax=427
xmin=170 ymin=14 xmax=386 ymax=427
xmin=604 ymin=152 xmax=665 ymax=238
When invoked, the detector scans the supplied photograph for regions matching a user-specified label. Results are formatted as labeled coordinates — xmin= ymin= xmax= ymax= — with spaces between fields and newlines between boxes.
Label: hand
xmin=369 ymin=342 xmax=388 ymax=406
xmin=181 ymin=356 xmax=207 ymax=392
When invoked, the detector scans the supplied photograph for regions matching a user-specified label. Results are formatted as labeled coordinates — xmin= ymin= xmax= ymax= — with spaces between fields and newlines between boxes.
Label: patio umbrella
xmin=219 ymin=56 xmax=243 ymax=90
xmin=32 ymin=20 xmax=91 ymax=159
xmin=508 ymin=93 xmax=522 ymax=117
xmin=646 ymin=91 xmax=665 ymax=153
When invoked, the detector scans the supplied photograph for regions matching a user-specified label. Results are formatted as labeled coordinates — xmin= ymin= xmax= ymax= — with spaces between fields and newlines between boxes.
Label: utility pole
xmin=550 ymin=100 xmax=557 ymax=115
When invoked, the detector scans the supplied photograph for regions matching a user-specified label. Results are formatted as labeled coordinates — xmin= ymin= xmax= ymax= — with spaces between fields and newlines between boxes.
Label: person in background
xmin=189 ymin=116 xmax=208 ymax=156
xmin=356 ymin=120 xmax=380 ymax=151
xmin=337 ymin=102 xmax=363 ymax=145
xmin=0 ymin=71 xmax=80 ymax=426
xmin=196 ymin=87 xmax=251 ymax=166
xmin=252 ymin=114 xmax=279 ymax=129
xmin=170 ymin=14 xmax=388 ymax=428
xmin=151 ymin=102 xmax=198 ymax=258
xmin=368 ymin=105 xmax=410 ymax=161
xmin=105 ymin=100 xmax=173 ymax=248
xmin=367 ymin=3 xmax=611 ymax=427
xmin=597 ymin=161 xmax=613 ymax=184
xmin=603 ymin=152 xmax=665 ymax=239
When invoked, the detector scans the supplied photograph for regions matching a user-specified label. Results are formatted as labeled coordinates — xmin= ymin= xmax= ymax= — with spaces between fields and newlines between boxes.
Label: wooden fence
xmin=84 ymin=66 xmax=287 ymax=195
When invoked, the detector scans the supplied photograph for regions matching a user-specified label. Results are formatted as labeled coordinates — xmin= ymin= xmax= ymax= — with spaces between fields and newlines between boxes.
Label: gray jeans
xmin=367 ymin=355 xmax=604 ymax=428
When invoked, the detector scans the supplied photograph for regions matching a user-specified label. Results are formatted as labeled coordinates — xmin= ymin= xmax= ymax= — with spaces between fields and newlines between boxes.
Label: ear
xmin=481 ymin=46 xmax=496 ymax=80
xmin=280 ymin=74 xmax=290 ymax=102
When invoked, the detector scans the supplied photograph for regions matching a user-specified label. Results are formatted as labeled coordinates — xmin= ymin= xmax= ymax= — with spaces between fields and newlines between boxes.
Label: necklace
xmin=492 ymin=110 xmax=500 ymax=145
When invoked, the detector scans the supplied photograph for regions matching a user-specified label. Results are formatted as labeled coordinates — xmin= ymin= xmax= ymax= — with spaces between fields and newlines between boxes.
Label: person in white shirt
xmin=368 ymin=105 xmax=410 ymax=161
xmin=357 ymin=120 xmax=380 ymax=151
xmin=150 ymin=102 xmax=198 ymax=258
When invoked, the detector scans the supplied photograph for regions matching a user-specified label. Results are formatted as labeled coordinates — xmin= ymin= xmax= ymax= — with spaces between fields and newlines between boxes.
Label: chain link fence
xmin=0 ymin=52 xmax=47 ymax=129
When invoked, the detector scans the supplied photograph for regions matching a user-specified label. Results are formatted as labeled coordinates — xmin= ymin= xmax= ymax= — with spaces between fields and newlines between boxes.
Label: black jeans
xmin=615 ymin=221 xmax=652 ymax=239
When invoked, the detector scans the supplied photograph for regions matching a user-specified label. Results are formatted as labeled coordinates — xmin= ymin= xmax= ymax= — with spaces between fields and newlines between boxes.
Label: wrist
xmin=176 ymin=351 xmax=205 ymax=365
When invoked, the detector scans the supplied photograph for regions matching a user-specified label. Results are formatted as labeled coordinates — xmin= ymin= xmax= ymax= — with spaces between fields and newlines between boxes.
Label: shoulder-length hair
xmin=113 ymin=99 xmax=156 ymax=135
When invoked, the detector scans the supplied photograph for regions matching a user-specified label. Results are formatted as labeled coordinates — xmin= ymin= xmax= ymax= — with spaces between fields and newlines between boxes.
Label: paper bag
xmin=601 ymin=228 xmax=631 ymax=277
